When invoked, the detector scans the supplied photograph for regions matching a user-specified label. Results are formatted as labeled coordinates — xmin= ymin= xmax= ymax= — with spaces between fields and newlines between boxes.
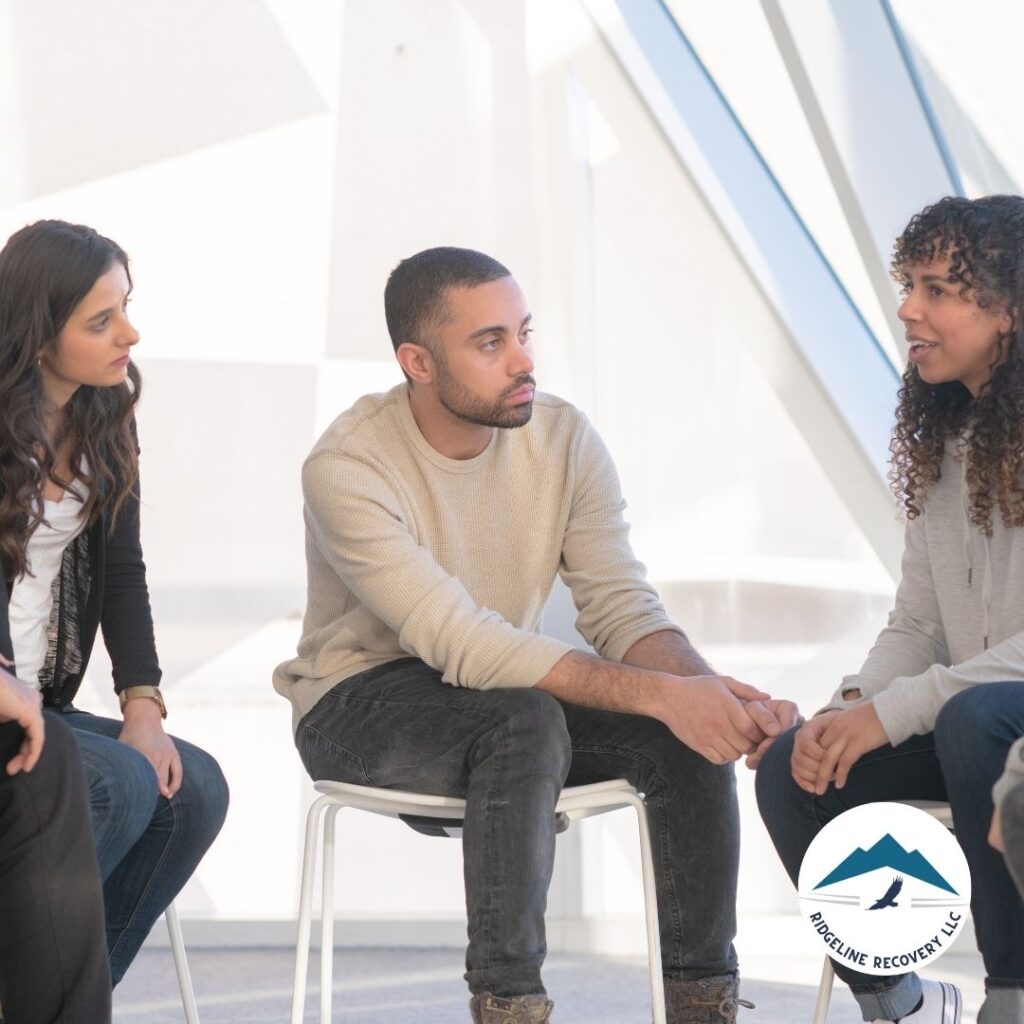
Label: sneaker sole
xmin=937 ymin=981 xmax=962 ymax=1024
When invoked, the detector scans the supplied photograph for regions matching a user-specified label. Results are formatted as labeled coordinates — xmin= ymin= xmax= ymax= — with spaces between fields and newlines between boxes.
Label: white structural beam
xmin=582 ymin=0 xmax=903 ymax=575
xmin=761 ymin=0 xmax=962 ymax=355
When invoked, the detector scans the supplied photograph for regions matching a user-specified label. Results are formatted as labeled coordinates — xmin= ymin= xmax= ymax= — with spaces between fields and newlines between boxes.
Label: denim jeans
xmin=61 ymin=709 xmax=230 ymax=985
xmin=0 ymin=713 xmax=111 ymax=1024
xmin=296 ymin=657 xmax=739 ymax=998
xmin=756 ymin=683 xmax=1024 ymax=1023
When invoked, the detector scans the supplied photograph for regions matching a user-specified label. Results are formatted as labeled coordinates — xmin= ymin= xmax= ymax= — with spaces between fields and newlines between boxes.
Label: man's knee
xmin=488 ymin=689 xmax=570 ymax=776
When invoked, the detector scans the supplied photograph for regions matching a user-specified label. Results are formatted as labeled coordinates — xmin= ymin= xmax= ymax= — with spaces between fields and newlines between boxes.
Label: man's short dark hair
xmin=384 ymin=246 xmax=510 ymax=355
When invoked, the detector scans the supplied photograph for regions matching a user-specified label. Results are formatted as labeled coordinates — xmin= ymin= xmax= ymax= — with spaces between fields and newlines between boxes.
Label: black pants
xmin=0 ymin=712 xmax=111 ymax=1024
xmin=297 ymin=658 xmax=739 ymax=997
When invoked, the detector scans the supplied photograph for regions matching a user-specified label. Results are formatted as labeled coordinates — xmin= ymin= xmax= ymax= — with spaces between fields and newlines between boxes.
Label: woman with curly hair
xmin=0 ymin=219 xmax=229 ymax=993
xmin=757 ymin=195 xmax=1024 ymax=1024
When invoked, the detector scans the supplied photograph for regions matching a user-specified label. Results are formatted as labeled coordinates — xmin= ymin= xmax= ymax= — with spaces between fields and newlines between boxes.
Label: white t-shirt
xmin=9 ymin=492 xmax=87 ymax=689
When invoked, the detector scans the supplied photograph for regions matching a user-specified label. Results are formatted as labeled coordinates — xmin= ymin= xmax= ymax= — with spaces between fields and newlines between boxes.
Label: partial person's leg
xmin=1001 ymin=778 xmax=1024 ymax=898
xmin=756 ymin=726 xmax=945 ymax=1022
xmin=0 ymin=713 xmax=111 ymax=1024
xmin=62 ymin=709 xmax=229 ymax=984
xmin=933 ymin=684 xmax=1024 ymax=1023
xmin=296 ymin=660 xmax=571 ymax=1002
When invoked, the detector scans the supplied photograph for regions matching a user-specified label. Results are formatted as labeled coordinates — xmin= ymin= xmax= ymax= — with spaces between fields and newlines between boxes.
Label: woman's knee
xmin=754 ymin=727 xmax=801 ymax=826
xmin=934 ymin=684 xmax=1024 ymax=760
xmin=172 ymin=740 xmax=230 ymax=837
xmin=89 ymin=744 xmax=160 ymax=832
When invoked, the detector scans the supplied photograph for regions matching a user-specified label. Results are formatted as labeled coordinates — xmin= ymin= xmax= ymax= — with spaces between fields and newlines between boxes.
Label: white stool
xmin=165 ymin=901 xmax=200 ymax=1024
xmin=811 ymin=801 xmax=954 ymax=1024
xmin=289 ymin=778 xmax=665 ymax=1024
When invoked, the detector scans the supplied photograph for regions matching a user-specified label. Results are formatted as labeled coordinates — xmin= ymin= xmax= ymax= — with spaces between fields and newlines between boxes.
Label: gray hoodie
xmin=823 ymin=440 xmax=1024 ymax=758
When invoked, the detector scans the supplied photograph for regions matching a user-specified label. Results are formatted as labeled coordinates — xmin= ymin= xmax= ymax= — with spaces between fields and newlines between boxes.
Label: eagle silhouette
xmin=867 ymin=875 xmax=903 ymax=910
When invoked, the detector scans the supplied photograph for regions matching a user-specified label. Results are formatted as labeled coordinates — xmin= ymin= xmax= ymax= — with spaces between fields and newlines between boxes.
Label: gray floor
xmin=112 ymin=947 xmax=881 ymax=1023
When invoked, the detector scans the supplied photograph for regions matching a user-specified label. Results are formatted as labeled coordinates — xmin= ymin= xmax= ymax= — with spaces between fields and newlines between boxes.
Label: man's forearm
xmin=621 ymin=628 xmax=713 ymax=678
xmin=535 ymin=649 xmax=670 ymax=720
xmin=535 ymin=646 xmax=775 ymax=764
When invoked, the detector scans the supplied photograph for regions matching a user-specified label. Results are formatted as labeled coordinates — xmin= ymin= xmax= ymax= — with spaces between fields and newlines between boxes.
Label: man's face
xmin=428 ymin=276 xmax=536 ymax=429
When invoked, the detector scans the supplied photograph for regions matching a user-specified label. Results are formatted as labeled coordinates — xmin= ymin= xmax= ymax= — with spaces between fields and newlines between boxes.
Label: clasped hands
xmin=790 ymin=700 xmax=889 ymax=795
xmin=663 ymin=674 xmax=801 ymax=768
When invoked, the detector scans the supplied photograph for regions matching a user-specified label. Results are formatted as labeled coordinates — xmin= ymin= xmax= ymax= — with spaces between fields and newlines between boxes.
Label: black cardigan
xmin=0 ymin=472 xmax=162 ymax=709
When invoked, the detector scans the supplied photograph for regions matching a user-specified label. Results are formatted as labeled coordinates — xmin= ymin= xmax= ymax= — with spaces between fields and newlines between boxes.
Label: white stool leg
xmin=320 ymin=805 xmax=341 ymax=1024
xmin=291 ymin=795 xmax=334 ymax=1024
xmin=812 ymin=957 xmax=835 ymax=1024
xmin=627 ymin=794 xmax=665 ymax=1024
xmin=165 ymin=902 xmax=200 ymax=1024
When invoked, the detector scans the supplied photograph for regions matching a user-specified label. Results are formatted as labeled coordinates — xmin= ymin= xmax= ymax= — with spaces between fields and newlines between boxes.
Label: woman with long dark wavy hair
xmin=757 ymin=195 xmax=1024 ymax=1024
xmin=0 ymin=219 xmax=229 ymax=992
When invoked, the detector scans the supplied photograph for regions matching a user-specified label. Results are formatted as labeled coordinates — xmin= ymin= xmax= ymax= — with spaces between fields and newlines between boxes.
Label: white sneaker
xmin=872 ymin=980 xmax=962 ymax=1023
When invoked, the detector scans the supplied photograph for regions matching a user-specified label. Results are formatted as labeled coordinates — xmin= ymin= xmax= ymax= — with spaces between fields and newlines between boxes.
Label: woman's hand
xmin=813 ymin=702 xmax=889 ymax=795
xmin=119 ymin=697 xmax=182 ymax=798
xmin=791 ymin=711 xmax=840 ymax=792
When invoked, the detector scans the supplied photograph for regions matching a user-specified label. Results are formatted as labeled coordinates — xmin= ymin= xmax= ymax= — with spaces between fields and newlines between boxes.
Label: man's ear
xmin=396 ymin=341 xmax=435 ymax=386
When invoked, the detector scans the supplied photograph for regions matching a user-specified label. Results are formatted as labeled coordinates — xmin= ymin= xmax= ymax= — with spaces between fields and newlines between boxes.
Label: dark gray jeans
xmin=295 ymin=657 xmax=739 ymax=998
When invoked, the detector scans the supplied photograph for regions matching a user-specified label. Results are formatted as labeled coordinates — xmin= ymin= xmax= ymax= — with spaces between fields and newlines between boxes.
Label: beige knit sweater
xmin=273 ymin=383 xmax=680 ymax=731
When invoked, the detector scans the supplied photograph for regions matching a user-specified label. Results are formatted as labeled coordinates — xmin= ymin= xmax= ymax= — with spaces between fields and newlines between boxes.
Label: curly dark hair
xmin=889 ymin=194 xmax=1024 ymax=532
xmin=0 ymin=220 xmax=141 ymax=580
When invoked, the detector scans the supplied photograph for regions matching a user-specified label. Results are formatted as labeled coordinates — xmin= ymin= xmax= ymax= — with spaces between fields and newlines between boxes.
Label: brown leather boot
xmin=665 ymin=974 xmax=754 ymax=1023
xmin=469 ymin=992 xmax=554 ymax=1023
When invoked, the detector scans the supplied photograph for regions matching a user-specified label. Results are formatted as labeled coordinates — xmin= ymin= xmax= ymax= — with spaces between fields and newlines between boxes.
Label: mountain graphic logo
xmin=813 ymin=833 xmax=958 ymax=894
xmin=797 ymin=803 xmax=970 ymax=976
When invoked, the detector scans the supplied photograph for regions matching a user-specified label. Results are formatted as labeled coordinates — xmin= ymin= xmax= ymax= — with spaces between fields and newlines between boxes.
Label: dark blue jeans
xmin=756 ymin=683 xmax=1024 ymax=1022
xmin=296 ymin=658 xmax=739 ymax=998
xmin=0 ymin=713 xmax=111 ymax=1024
xmin=61 ymin=709 xmax=230 ymax=985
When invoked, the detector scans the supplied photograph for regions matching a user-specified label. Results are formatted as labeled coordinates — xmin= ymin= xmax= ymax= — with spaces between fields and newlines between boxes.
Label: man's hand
xmin=812 ymin=702 xmax=889 ymax=795
xmin=119 ymin=697 xmax=182 ymax=799
xmin=658 ymin=675 xmax=776 ymax=765
xmin=790 ymin=711 xmax=841 ymax=792
xmin=0 ymin=654 xmax=45 ymax=775
xmin=744 ymin=699 xmax=803 ymax=770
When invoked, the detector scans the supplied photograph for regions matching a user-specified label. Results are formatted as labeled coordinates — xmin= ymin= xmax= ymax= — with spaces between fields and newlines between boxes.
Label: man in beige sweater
xmin=274 ymin=247 xmax=798 ymax=1024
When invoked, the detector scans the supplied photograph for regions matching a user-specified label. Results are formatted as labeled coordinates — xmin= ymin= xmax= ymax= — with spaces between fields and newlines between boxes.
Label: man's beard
xmin=434 ymin=360 xmax=535 ymax=429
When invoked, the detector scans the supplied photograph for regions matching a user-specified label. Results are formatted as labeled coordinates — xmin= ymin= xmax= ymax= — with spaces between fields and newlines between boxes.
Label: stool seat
xmin=290 ymin=778 xmax=665 ymax=1023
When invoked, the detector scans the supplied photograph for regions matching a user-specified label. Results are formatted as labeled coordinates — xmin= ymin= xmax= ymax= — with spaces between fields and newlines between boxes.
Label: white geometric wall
xmin=1 ymin=0 xmax=1013 ymax=952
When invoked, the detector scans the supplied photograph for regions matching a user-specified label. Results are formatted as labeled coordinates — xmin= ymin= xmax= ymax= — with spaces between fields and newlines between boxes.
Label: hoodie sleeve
xmin=871 ymin=633 xmax=1024 ymax=745
xmin=818 ymin=514 xmax=949 ymax=717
